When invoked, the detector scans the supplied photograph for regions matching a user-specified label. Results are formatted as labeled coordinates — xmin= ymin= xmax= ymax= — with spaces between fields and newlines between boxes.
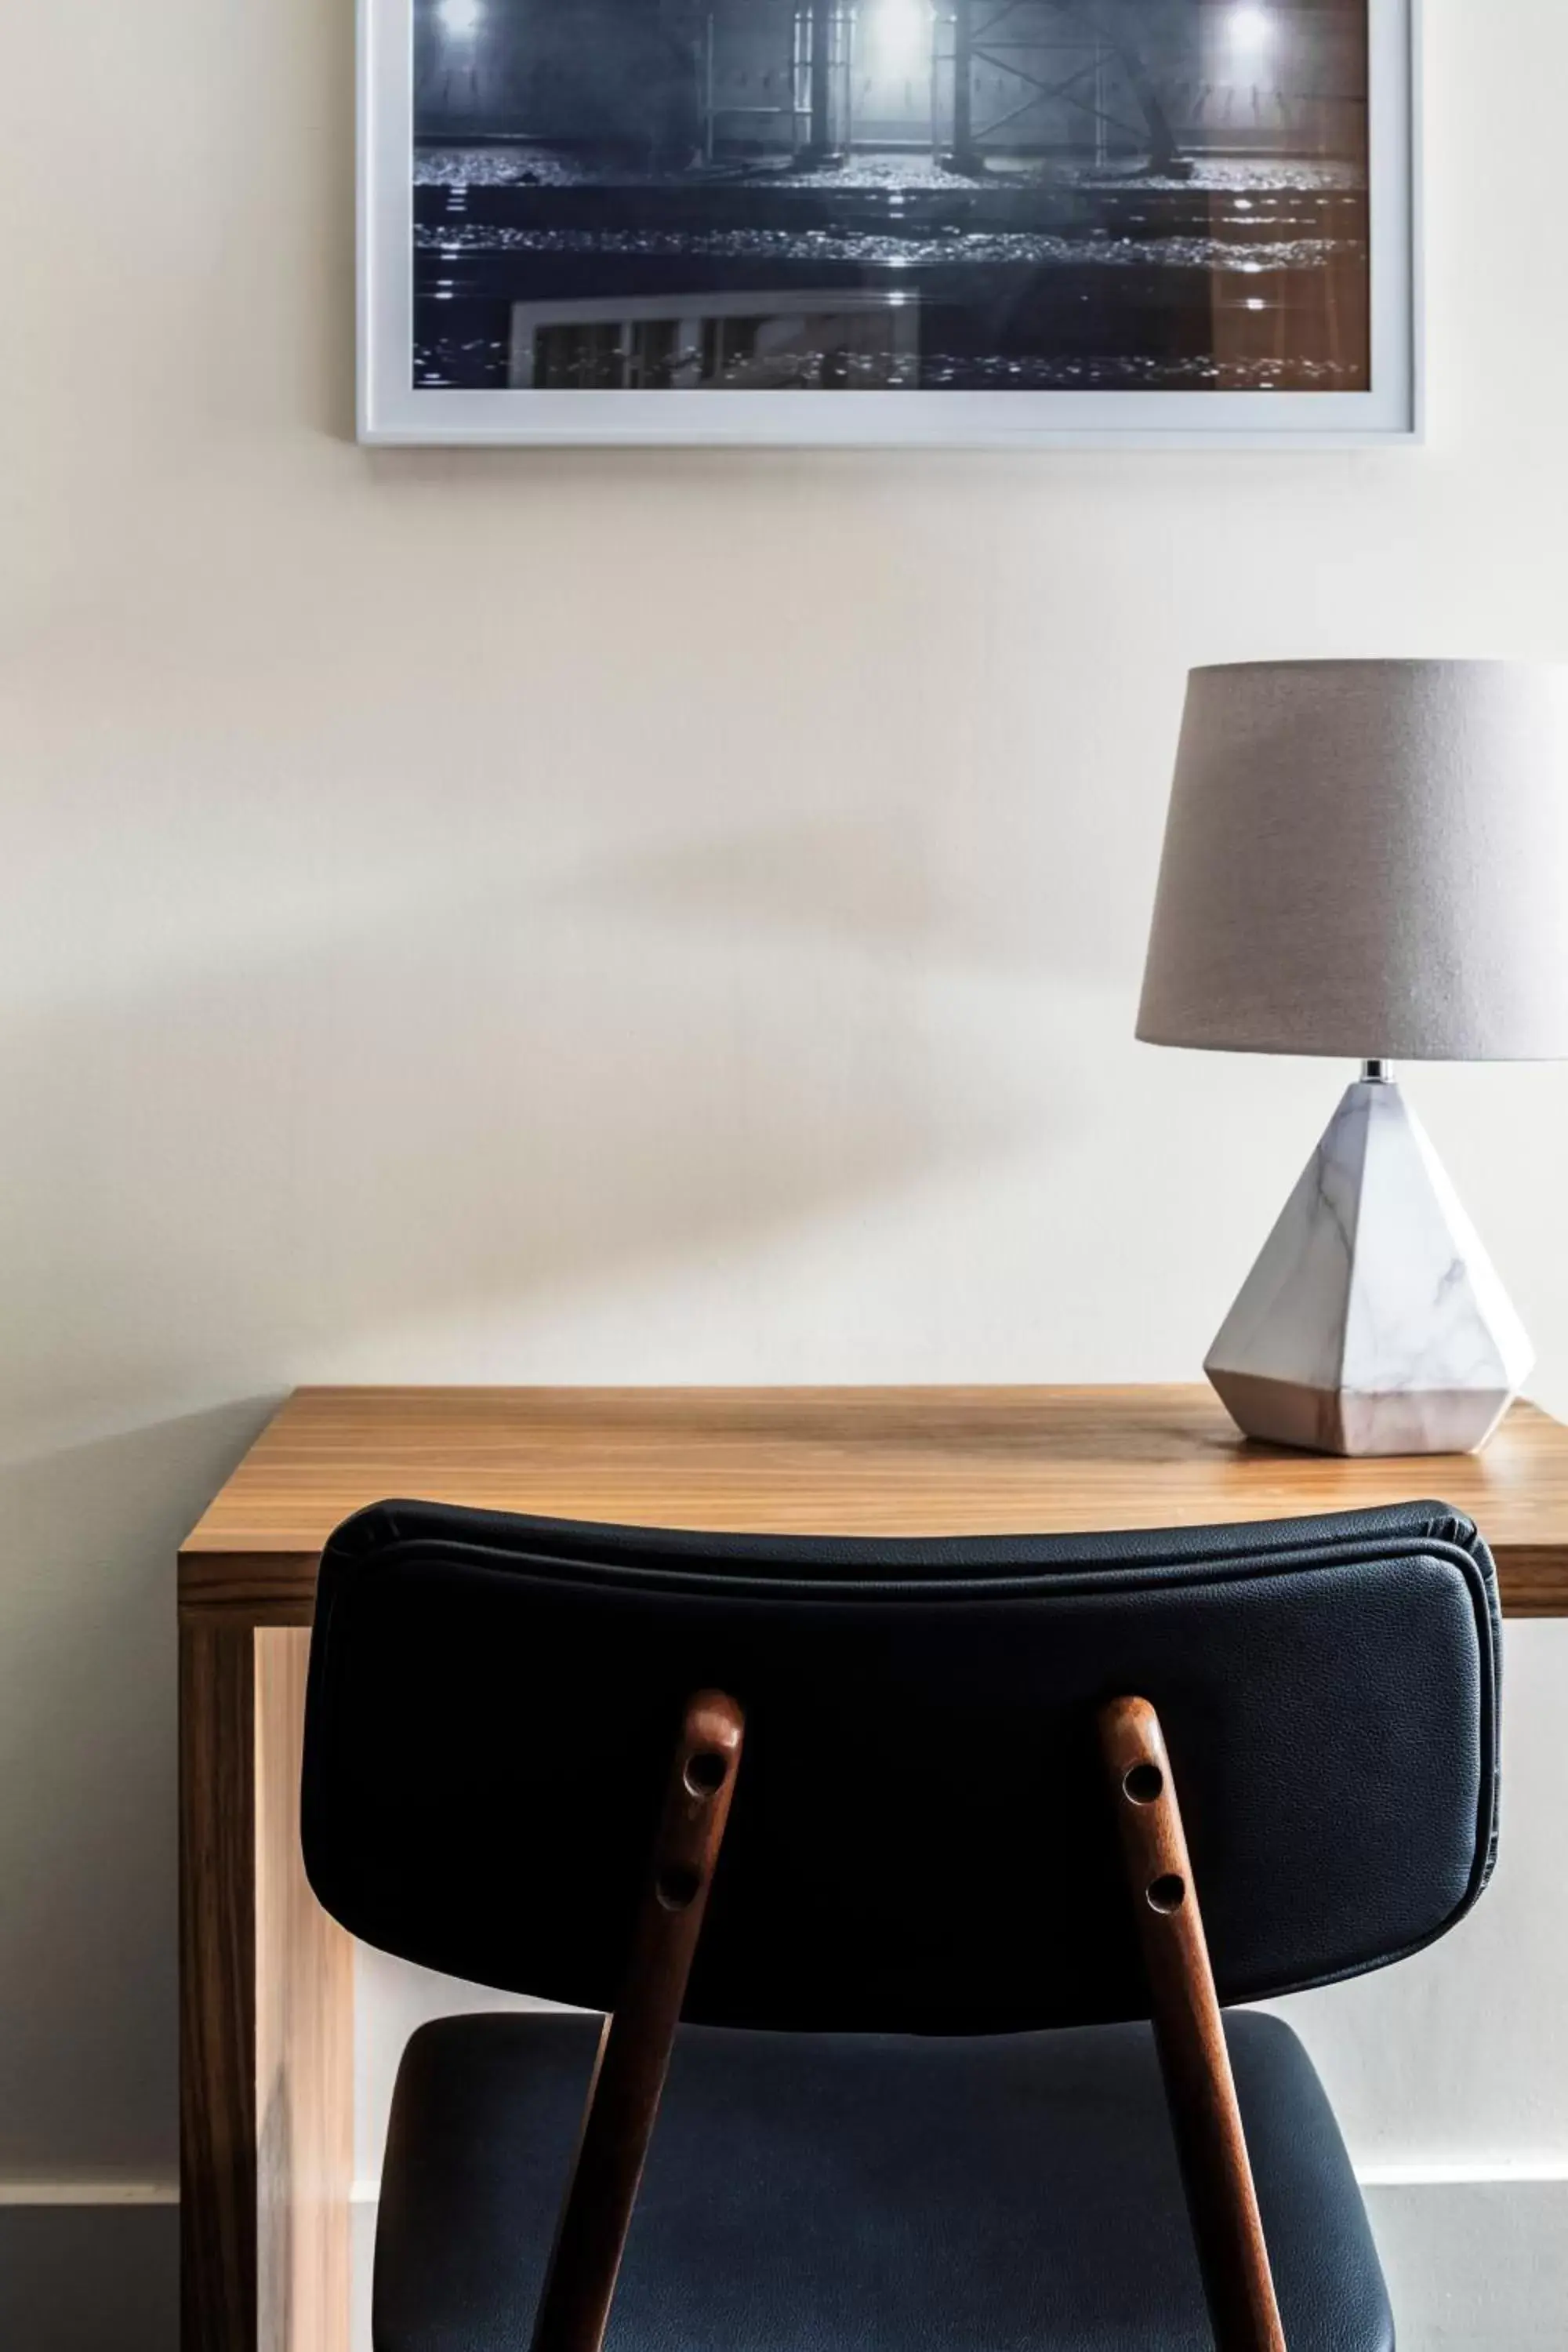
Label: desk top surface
xmin=180 ymin=1385 xmax=1568 ymax=1616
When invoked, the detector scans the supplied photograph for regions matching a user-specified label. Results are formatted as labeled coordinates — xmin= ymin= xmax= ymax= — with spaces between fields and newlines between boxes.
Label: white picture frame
xmin=359 ymin=0 xmax=1420 ymax=448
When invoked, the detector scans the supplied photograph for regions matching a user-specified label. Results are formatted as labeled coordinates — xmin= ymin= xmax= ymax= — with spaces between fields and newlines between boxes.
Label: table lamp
xmin=1137 ymin=659 xmax=1568 ymax=1457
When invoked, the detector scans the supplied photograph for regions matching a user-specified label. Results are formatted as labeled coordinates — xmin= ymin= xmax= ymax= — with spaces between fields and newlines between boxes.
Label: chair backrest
xmin=301 ymin=1497 xmax=1499 ymax=2034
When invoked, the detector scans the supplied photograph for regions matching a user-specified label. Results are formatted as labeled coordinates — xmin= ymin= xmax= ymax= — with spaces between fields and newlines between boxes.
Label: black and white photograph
xmin=359 ymin=0 xmax=1415 ymax=440
xmin=416 ymin=0 xmax=1368 ymax=389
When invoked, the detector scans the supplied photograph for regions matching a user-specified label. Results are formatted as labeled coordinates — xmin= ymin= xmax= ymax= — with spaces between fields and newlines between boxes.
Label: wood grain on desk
xmin=180 ymin=1383 xmax=1568 ymax=1617
xmin=178 ymin=1381 xmax=1568 ymax=2350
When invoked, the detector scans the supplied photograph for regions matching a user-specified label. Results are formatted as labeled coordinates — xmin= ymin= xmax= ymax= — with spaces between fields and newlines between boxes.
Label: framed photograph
xmin=358 ymin=0 xmax=1418 ymax=446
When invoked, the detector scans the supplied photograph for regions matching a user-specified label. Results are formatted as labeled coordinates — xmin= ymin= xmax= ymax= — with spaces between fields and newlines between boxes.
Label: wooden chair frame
xmin=529 ymin=1690 xmax=746 ymax=2352
xmin=1100 ymin=1695 xmax=1287 ymax=2352
xmin=527 ymin=1689 xmax=1286 ymax=2352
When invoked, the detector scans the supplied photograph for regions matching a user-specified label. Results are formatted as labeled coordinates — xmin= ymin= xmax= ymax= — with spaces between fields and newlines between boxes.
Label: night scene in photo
xmin=412 ymin=0 xmax=1370 ymax=394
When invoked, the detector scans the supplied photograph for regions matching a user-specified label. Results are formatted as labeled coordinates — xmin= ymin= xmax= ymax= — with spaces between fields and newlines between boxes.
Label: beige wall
xmin=4 ymin=1 xmax=1568 ymax=2341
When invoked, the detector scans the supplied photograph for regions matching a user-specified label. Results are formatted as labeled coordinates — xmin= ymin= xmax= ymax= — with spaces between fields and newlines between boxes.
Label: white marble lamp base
xmin=1206 ymin=1077 xmax=1534 ymax=1457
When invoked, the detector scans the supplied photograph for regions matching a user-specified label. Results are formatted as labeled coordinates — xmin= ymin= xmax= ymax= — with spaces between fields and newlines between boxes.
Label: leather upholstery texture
xmin=303 ymin=1497 xmax=1499 ymax=2034
xmin=372 ymin=2009 xmax=1394 ymax=2352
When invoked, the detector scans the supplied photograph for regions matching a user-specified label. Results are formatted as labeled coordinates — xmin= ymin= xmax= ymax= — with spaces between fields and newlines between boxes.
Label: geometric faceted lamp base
xmin=1206 ymin=1073 xmax=1534 ymax=1457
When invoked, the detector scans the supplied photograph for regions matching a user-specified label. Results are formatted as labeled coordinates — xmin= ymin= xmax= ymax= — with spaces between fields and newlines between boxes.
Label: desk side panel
xmin=180 ymin=1621 xmax=258 ymax=2352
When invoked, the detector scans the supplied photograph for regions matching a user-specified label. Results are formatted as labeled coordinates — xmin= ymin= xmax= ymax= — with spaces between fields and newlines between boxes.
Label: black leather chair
xmin=301 ymin=1497 xmax=1501 ymax=2352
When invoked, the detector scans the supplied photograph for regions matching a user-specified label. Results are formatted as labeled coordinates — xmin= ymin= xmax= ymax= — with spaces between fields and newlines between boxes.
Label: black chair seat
xmin=374 ymin=2008 xmax=1392 ymax=2352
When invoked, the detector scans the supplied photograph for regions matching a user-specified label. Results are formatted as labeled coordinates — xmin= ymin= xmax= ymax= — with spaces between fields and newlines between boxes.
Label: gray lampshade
xmin=1138 ymin=660 xmax=1568 ymax=1060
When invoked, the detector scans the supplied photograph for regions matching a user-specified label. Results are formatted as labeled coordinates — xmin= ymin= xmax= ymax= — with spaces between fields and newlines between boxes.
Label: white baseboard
xmin=0 ymin=2180 xmax=178 ymax=2206
xmin=1363 ymin=2179 xmax=1568 ymax=2350
xmin=1356 ymin=2156 xmax=1568 ymax=2187
xmin=9 ymin=2160 xmax=1564 ymax=2207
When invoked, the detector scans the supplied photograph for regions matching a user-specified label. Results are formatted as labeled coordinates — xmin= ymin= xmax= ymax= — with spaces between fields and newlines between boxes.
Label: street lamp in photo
xmin=866 ymin=0 xmax=935 ymax=78
xmin=1226 ymin=4 xmax=1272 ymax=62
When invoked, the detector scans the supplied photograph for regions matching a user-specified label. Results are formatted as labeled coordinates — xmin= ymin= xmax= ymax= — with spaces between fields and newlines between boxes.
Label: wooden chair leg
xmin=1098 ymin=1695 xmax=1287 ymax=2352
xmin=529 ymin=1690 xmax=746 ymax=2352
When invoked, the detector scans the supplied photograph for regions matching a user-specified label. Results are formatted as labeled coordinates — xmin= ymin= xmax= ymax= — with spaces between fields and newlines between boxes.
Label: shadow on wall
xmin=0 ymin=1402 xmax=278 ymax=2176
xmin=0 ymin=811 xmax=1091 ymax=2184
xmin=555 ymin=806 xmax=1132 ymax=977
xmin=2 ymin=817 xmax=1086 ymax=1441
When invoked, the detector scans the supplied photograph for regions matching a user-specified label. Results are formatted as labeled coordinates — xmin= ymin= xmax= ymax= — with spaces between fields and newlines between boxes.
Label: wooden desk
xmin=179 ymin=1383 xmax=1568 ymax=2352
